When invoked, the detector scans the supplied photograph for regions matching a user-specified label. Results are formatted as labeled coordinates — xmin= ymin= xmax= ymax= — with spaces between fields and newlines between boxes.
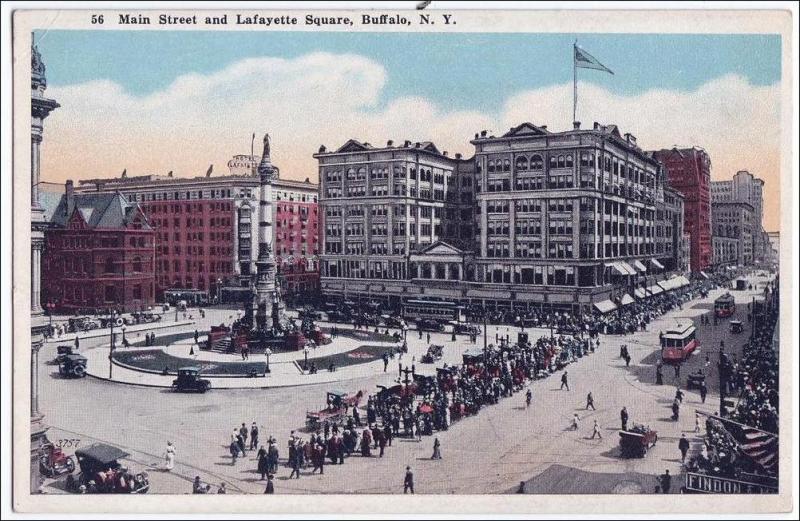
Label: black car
xmin=58 ymin=354 xmax=88 ymax=378
xmin=416 ymin=319 xmax=445 ymax=332
xmin=171 ymin=367 xmax=211 ymax=393
xmin=66 ymin=443 xmax=149 ymax=493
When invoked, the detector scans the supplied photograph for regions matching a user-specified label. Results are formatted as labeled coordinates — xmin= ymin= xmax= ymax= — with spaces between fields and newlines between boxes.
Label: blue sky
xmin=35 ymin=30 xmax=781 ymax=113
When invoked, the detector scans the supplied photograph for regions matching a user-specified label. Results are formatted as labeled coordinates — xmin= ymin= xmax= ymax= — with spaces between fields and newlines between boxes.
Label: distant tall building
xmin=711 ymin=200 xmax=754 ymax=268
xmin=711 ymin=170 xmax=767 ymax=263
xmin=650 ymin=147 xmax=712 ymax=272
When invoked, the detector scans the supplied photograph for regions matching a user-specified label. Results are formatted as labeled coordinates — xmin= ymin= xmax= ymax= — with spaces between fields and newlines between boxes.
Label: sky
xmin=34 ymin=30 xmax=782 ymax=231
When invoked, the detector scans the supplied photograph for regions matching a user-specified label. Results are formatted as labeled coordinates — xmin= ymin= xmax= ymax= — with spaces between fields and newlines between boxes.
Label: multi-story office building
xmin=711 ymin=170 xmax=766 ymax=263
xmin=711 ymin=200 xmax=754 ymax=267
xmin=318 ymin=122 xmax=683 ymax=315
xmin=41 ymin=181 xmax=156 ymax=312
xmin=315 ymin=139 xmax=473 ymax=308
xmin=650 ymin=147 xmax=712 ymax=272
xmin=73 ymin=156 xmax=320 ymax=302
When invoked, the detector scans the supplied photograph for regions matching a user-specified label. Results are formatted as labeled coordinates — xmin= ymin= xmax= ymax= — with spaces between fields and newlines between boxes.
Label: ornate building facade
xmin=318 ymin=122 xmax=686 ymax=315
xmin=30 ymin=39 xmax=59 ymax=493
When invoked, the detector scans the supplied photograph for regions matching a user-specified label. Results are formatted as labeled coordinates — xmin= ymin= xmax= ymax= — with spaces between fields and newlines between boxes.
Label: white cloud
xmin=41 ymin=52 xmax=781 ymax=230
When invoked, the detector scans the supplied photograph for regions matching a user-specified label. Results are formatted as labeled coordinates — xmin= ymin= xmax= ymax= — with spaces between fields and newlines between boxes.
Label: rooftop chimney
xmin=387 ymin=139 xmax=394 ymax=147
xmin=443 ymin=151 xmax=448 ymax=156
xmin=415 ymin=142 xmax=421 ymax=148
xmin=455 ymin=153 xmax=462 ymax=159
xmin=474 ymin=133 xmax=479 ymax=139
xmin=540 ymin=125 xmax=547 ymax=130
xmin=404 ymin=140 xmax=411 ymax=147
xmin=480 ymin=130 xmax=487 ymax=137
xmin=573 ymin=121 xmax=581 ymax=130
xmin=65 ymin=180 xmax=74 ymax=216
xmin=593 ymin=122 xmax=601 ymax=130
xmin=318 ymin=145 xmax=327 ymax=153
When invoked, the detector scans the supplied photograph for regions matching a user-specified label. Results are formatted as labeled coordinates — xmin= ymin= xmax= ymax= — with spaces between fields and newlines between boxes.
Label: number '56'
xmin=91 ymin=15 xmax=104 ymax=24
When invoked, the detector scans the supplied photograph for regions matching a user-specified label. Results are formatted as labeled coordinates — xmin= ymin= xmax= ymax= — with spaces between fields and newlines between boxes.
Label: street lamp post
xmin=303 ymin=346 xmax=309 ymax=372
xmin=108 ymin=309 xmax=115 ymax=379
xmin=121 ymin=326 xmax=127 ymax=346
xmin=265 ymin=348 xmax=272 ymax=373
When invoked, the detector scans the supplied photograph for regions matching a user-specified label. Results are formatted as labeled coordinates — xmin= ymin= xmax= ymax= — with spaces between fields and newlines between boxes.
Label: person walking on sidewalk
xmin=403 ymin=466 xmax=415 ymax=494
xmin=585 ymin=392 xmax=595 ymax=410
xmin=431 ymin=437 xmax=442 ymax=460
xmin=679 ymin=433 xmax=690 ymax=464
xmin=658 ymin=470 xmax=672 ymax=494
xmin=560 ymin=371 xmax=570 ymax=391
xmin=590 ymin=420 xmax=602 ymax=439
xmin=620 ymin=407 xmax=629 ymax=431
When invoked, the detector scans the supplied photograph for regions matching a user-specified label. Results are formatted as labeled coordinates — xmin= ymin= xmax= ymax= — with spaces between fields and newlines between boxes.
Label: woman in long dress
xmin=164 ymin=441 xmax=176 ymax=471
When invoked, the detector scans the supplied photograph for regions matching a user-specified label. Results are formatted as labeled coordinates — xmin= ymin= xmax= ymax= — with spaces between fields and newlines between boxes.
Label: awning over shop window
xmin=646 ymin=285 xmax=664 ymax=295
xmin=593 ymin=299 xmax=618 ymax=314
xmin=676 ymin=275 xmax=691 ymax=287
xmin=620 ymin=293 xmax=636 ymax=306
xmin=605 ymin=262 xmax=628 ymax=276
xmin=620 ymin=261 xmax=639 ymax=276
xmin=650 ymin=259 xmax=665 ymax=270
xmin=634 ymin=288 xmax=647 ymax=299
xmin=699 ymin=271 xmax=709 ymax=279
xmin=659 ymin=276 xmax=690 ymax=291
xmin=633 ymin=260 xmax=648 ymax=272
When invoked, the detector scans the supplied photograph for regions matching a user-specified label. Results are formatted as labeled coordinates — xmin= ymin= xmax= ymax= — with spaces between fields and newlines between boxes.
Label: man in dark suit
xmin=403 ymin=466 xmax=414 ymax=494
xmin=620 ymin=407 xmax=629 ymax=431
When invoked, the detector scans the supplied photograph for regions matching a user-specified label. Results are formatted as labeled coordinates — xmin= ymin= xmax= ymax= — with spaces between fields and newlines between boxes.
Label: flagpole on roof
xmin=573 ymin=40 xmax=578 ymax=125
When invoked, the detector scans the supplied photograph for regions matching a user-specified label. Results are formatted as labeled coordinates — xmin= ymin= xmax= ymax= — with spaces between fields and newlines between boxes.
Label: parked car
xmin=54 ymin=345 xmax=76 ymax=365
xmin=58 ymin=354 xmax=88 ymax=378
xmin=67 ymin=316 xmax=99 ymax=333
xmin=729 ymin=320 xmax=744 ymax=334
xmin=66 ymin=443 xmax=149 ymax=493
xmin=39 ymin=441 xmax=76 ymax=478
xmin=450 ymin=322 xmax=481 ymax=336
xmin=421 ymin=344 xmax=444 ymax=363
xmin=619 ymin=424 xmax=658 ymax=457
xmin=416 ymin=319 xmax=445 ymax=332
xmin=171 ymin=367 xmax=211 ymax=393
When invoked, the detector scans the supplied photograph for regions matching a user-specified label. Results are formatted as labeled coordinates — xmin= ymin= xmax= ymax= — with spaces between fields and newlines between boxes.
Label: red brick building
xmin=74 ymin=158 xmax=319 ymax=303
xmin=651 ymin=147 xmax=712 ymax=272
xmin=41 ymin=181 xmax=156 ymax=313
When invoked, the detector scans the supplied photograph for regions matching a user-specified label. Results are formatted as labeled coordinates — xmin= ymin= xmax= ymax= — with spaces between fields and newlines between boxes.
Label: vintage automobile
xmin=729 ymin=320 xmax=744 ymax=334
xmin=39 ymin=441 xmax=76 ymax=478
xmin=619 ymin=424 xmax=658 ymax=458
xmin=306 ymin=390 xmax=363 ymax=431
xmin=416 ymin=319 xmax=445 ymax=332
xmin=462 ymin=348 xmax=485 ymax=365
xmin=171 ymin=367 xmax=211 ymax=393
xmin=382 ymin=315 xmax=405 ymax=328
xmin=54 ymin=345 xmax=76 ymax=365
xmin=67 ymin=316 xmax=100 ymax=333
xmin=421 ymin=344 xmax=444 ymax=363
xmin=450 ymin=322 xmax=481 ymax=336
xmin=66 ymin=443 xmax=149 ymax=493
xmin=58 ymin=354 xmax=88 ymax=378
xmin=687 ymin=370 xmax=707 ymax=390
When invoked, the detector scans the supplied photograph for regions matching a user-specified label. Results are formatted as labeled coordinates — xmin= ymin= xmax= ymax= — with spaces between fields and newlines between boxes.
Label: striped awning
xmin=659 ymin=276 xmax=690 ymax=291
xmin=620 ymin=293 xmax=636 ymax=306
xmin=646 ymin=285 xmax=664 ymax=295
xmin=593 ymin=299 xmax=618 ymax=314
xmin=633 ymin=260 xmax=648 ymax=272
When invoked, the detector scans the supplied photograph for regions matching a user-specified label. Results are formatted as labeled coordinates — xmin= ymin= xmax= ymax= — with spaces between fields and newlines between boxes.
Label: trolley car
xmin=714 ymin=293 xmax=736 ymax=318
xmin=660 ymin=323 xmax=699 ymax=364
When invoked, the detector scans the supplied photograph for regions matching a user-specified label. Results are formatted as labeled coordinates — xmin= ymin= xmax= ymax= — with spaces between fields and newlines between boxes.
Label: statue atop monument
xmin=261 ymin=133 xmax=271 ymax=159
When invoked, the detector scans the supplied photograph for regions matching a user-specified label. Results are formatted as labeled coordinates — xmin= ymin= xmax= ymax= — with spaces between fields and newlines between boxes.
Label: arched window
xmin=515 ymin=156 xmax=529 ymax=171
xmin=549 ymin=156 xmax=557 ymax=168
xmin=557 ymin=155 xmax=565 ymax=168
xmin=133 ymin=257 xmax=143 ymax=273
xmin=530 ymin=155 xmax=544 ymax=170
xmin=503 ymin=159 xmax=511 ymax=172
xmin=487 ymin=160 xmax=495 ymax=173
xmin=566 ymin=155 xmax=574 ymax=167
xmin=105 ymin=257 xmax=115 ymax=274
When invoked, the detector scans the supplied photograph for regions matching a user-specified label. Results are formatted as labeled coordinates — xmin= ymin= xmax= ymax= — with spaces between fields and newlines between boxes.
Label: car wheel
xmin=66 ymin=457 xmax=75 ymax=473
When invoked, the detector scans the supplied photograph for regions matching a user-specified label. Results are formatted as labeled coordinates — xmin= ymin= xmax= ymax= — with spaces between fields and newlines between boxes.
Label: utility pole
xmin=108 ymin=308 xmax=115 ymax=379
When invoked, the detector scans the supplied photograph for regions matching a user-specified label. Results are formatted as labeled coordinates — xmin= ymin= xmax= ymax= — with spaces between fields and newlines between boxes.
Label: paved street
xmin=37 ymin=274 xmax=772 ymax=495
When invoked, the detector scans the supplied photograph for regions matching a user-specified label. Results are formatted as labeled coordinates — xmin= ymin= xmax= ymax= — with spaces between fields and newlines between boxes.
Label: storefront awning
xmin=659 ymin=276 xmax=690 ymax=291
xmin=633 ymin=260 xmax=648 ymax=272
xmin=650 ymin=259 xmax=665 ymax=270
xmin=646 ymin=284 xmax=664 ymax=295
xmin=699 ymin=271 xmax=710 ymax=279
xmin=633 ymin=288 xmax=647 ymax=299
xmin=593 ymin=299 xmax=618 ymax=314
xmin=605 ymin=262 xmax=628 ymax=276
xmin=619 ymin=261 xmax=639 ymax=276
xmin=676 ymin=275 xmax=691 ymax=287
xmin=620 ymin=293 xmax=636 ymax=306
